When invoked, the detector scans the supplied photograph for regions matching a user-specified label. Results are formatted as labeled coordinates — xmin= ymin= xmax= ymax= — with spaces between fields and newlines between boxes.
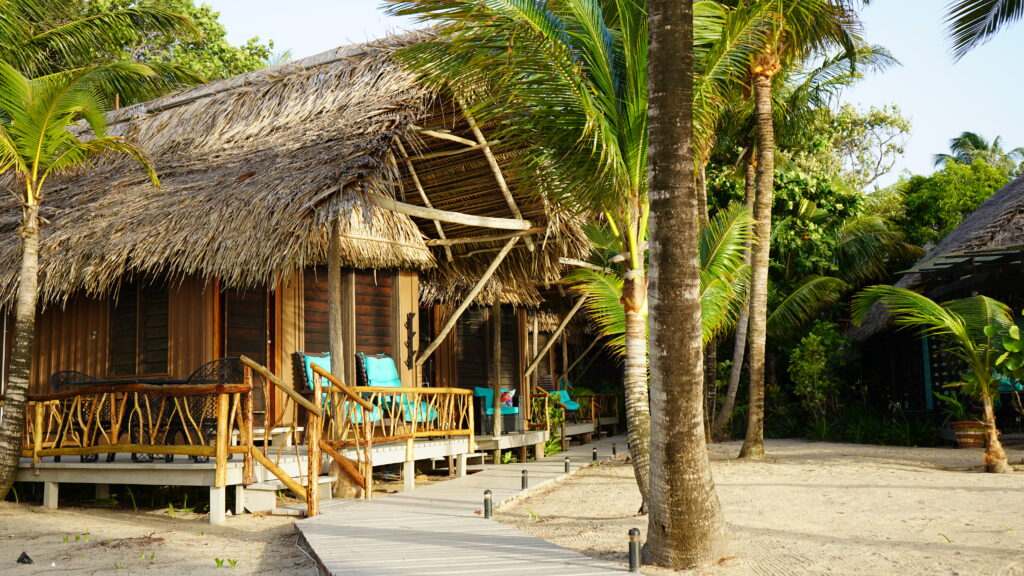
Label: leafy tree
xmin=787 ymin=104 xmax=911 ymax=191
xmin=788 ymin=320 xmax=846 ymax=422
xmin=852 ymin=286 xmax=1014 ymax=472
xmin=895 ymin=159 xmax=1011 ymax=247
xmin=88 ymin=0 xmax=276 ymax=82
xmin=932 ymin=131 xmax=1024 ymax=177
xmin=0 ymin=64 xmax=159 ymax=499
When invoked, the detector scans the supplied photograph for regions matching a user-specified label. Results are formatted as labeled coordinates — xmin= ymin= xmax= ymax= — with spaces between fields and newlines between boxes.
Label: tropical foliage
xmin=852 ymin=286 xmax=1015 ymax=472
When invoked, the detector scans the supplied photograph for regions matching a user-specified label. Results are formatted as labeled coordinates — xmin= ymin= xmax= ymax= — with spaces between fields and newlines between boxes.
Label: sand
xmin=496 ymin=439 xmax=1024 ymax=576
xmin=0 ymin=503 xmax=317 ymax=575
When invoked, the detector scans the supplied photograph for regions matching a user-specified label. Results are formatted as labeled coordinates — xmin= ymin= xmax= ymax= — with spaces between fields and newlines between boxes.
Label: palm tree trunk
xmin=740 ymin=74 xmax=776 ymax=460
xmin=703 ymin=343 xmax=716 ymax=443
xmin=622 ymin=272 xmax=650 ymax=508
xmin=980 ymin=392 xmax=1011 ymax=473
xmin=0 ymin=204 xmax=40 ymax=498
xmin=713 ymin=158 xmax=756 ymax=439
xmin=644 ymin=0 xmax=726 ymax=566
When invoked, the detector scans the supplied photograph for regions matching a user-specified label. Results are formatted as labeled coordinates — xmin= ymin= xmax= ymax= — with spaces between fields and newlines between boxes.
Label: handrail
xmin=310 ymin=364 xmax=375 ymax=411
xmin=29 ymin=382 xmax=251 ymax=402
xmin=240 ymin=355 xmax=322 ymax=417
xmin=351 ymin=386 xmax=472 ymax=395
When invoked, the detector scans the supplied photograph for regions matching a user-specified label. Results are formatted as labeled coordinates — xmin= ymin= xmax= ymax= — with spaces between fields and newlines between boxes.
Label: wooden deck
xmin=296 ymin=434 xmax=628 ymax=575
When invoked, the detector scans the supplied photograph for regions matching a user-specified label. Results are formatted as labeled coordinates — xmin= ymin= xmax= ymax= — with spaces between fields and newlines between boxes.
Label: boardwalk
xmin=297 ymin=435 xmax=629 ymax=575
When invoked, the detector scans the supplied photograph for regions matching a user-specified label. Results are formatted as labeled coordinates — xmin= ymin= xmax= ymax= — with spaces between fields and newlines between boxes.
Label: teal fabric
xmin=303 ymin=354 xmax=333 ymax=389
xmin=301 ymin=352 xmax=381 ymax=423
xmin=473 ymin=387 xmax=520 ymax=415
xmin=553 ymin=389 xmax=580 ymax=411
xmin=363 ymin=354 xmax=401 ymax=387
xmin=361 ymin=354 xmax=436 ymax=422
xmin=998 ymin=377 xmax=1024 ymax=393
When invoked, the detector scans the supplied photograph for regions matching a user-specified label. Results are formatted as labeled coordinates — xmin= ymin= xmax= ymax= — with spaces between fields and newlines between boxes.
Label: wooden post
xmin=364 ymin=419 xmax=373 ymax=499
xmin=328 ymin=219 xmax=345 ymax=380
xmin=242 ymin=369 xmax=254 ymax=485
xmin=524 ymin=296 xmax=586 ymax=378
xmin=215 ymin=394 xmax=229 ymax=489
xmin=307 ymin=373 xmax=322 ymax=517
xmin=32 ymin=402 xmax=42 ymax=470
xmin=416 ymin=237 xmax=519 ymax=366
xmin=491 ymin=305 xmax=503 ymax=438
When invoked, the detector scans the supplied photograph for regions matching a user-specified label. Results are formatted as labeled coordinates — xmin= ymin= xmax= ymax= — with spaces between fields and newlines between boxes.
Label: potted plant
xmin=933 ymin=391 xmax=984 ymax=448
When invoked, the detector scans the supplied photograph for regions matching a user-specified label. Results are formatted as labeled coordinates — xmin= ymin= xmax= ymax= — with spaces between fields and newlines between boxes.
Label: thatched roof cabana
xmin=851 ymin=174 xmax=1024 ymax=341
xmin=0 ymin=32 xmax=586 ymax=309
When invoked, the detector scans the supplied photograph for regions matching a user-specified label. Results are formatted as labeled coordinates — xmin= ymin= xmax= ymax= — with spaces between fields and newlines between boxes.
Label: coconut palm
xmin=388 ymin=0 xmax=764 ymax=508
xmin=852 ymin=286 xmax=1014 ymax=473
xmin=0 ymin=0 xmax=199 ymax=104
xmin=945 ymin=0 xmax=1024 ymax=60
xmin=739 ymin=0 xmax=866 ymax=459
xmin=932 ymin=131 xmax=1024 ymax=176
xmin=0 ymin=63 xmax=160 ymax=499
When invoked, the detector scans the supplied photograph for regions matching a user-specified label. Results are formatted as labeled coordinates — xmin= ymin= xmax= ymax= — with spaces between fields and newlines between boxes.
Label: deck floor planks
xmin=297 ymin=434 xmax=628 ymax=575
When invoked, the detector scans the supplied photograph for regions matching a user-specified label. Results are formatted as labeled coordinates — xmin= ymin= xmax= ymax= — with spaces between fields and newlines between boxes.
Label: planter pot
xmin=950 ymin=420 xmax=985 ymax=448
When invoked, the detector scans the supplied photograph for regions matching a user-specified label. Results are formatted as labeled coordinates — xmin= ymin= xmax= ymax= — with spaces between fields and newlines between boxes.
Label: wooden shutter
xmin=354 ymin=270 xmax=394 ymax=356
xmin=303 ymin=267 xmax=330 ymax=354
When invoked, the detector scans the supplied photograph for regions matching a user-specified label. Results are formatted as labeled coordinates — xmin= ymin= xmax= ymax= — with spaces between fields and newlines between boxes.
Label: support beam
xmin=328 ymin=219 xmax=345 ymax=381
xmin=394 ymin=142 xmax=489 ymax=163
xmin=402 ymin=461 xmax=415 ymax=491
xmin=425 ymin=228 xmax=545 ymax=247
xmin=491 ymin=305 xmax=503 ymax=438
xmin=209 ymin=486 xmax=226 ymax=524
xmin=412 ymin=125 xmax=478 ymax=147
xmin=459 ymin=101 xmax=534 ymax=252
xmin=559 ymin=257 xmax=615 ymax=274
xmin=416 ymin=237 xmax=519 ymax=366
xmin=396 ymin=141 xmax=453 ymax=262
xmin=524 ymin=296 xmax=587 ymax=378
xmin=370 ymin=195 xmax=533 ymax=231
xmin=43 ymin=481 xmax=58 ymax=508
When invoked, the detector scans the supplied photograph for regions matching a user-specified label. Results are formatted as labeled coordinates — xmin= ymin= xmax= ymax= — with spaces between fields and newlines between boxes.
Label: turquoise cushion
xmin=304 ymin=354 xmax=333 ymax=389
xmin=340 ymin=401 xmax=383 ymax=423
xmin=474 ymin=387 xmax=520 ymax=415
xmin=364 ymin=355 xmax=401 ymax=387
xmin=554 ymin=389 xmax=580 ymax=411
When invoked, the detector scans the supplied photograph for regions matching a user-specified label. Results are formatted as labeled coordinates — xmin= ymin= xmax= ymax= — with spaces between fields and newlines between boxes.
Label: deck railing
xmin=21 ymin=381 xmax=255 ymax=490
xmin=528 ymin=394 xmax=550 ymax=430
xmin=588 ymin=393 xmax=619 ymax=425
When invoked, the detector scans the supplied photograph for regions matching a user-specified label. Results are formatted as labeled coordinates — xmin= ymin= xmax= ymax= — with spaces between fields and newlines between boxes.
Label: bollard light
xmin=628 ymin=528 xmax=641 ymax=572
xmin=592 ymin=447 xmax=598 ymax=462
xmin=521 ymin=469 xmax=529 ymax=490
xmin=483 ymin=490 xmax=493 ymax=519
xmin=612 ymin=443 xmax=617 ymax=457
xmin=564 ymin=456 xmax=570 ymax=473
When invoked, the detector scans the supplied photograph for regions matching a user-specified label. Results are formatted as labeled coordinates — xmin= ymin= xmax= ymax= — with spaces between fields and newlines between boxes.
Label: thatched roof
xmin=850 ymin=174 xmax=1024 ymax=341
xmin=0 ymin=32 xmax=586 ymax=308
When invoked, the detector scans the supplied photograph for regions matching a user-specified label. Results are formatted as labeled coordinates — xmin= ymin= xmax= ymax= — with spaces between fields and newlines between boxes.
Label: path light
xmin=592 ymin=447 xmax=598 ymax=462
xmin=628 ymin=528 xmax=640 ymax=572
xmin=521 ymin=469 xmax=529 ymax=490
xmin=612 ymin=443 xmax=617 ymax=456
xmin=564 ymin=456 xmax=570 ymax=473
xmin=483 ymin=490 xmax=492 ymax=519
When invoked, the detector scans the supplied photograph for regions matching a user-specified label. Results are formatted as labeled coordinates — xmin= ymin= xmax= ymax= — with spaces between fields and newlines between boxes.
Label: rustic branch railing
xmin=589 ymin=393 xmax=619 ymax=425
xmin=311 ymin=364 xmax=375 ymax=503
xmin=528 ymin=394 xmax=549 ymax=430
xmin=21 ymin=382 xmax=254 ymax=489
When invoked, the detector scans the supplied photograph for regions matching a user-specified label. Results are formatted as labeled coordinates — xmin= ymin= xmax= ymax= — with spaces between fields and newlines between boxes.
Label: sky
xmin=205 ymin=0 xmax=1024 ymax=188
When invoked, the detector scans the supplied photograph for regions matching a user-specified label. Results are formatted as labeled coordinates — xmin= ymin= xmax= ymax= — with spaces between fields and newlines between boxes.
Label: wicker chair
xmin=166 ymin=357 xmax=243 ymax=463
xmin=48 ymin=371 xmax=105 ymax=463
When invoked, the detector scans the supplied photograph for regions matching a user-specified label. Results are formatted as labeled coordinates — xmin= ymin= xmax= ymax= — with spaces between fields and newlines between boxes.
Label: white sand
xmin=0 ymin=503 xmax=316 ymax=575
xmin=496 ymin=439 xmax=1024 ymax=575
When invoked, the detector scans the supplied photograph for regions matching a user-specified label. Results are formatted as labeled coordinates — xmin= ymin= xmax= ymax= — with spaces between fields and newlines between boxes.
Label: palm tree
xmin=852 ymin=286 xmax=1014 ymax=473
xmin=0 ymin=63 xmax=160 ymax=499
xmin=388 ymin=0 xmax=762 ymax=509
xmin=739 ymin=0 xmax=865 ymax=459
xmin=945 ymin=0 xmax=1024 ymax=60
xmin=932 ymin=131 xmax=1024 ymax=175
xmin=645 ymin=0 xmax=727 ymax=565
xmin=571 ymin=204 xmax=755 ymax=356
xmin=0 ymin=0 xmax=199 ymax=103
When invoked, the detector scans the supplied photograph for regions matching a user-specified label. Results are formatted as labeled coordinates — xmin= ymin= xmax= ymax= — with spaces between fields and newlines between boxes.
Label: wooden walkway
xmin=296 ymin=434 xmax=629 ymax=575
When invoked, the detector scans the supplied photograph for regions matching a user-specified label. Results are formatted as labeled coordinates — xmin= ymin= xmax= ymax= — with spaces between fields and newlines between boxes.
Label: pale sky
xmin=204 ymin=0 xmax=1024 ymax=188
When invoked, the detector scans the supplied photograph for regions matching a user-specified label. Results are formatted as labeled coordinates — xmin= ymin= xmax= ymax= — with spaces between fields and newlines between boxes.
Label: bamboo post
xmin=251 ymin=448 xmax=307 ymax=501
xmin=32 ymin=403 xmax=43 ymax=470
xmin=242 ymin=369 xmax=255 ymax=485
xmin=524 ymin=296 xmax=587 ymax=378
xmin=416 ymin=237 xmax=519 ymax=366
xmin=215 ymin=394 xmax=229 ymax=489
xmin=364 ymin=419 xmax=373 ymax=499
xmin=307 ymin=373 xmax=322 ymax=517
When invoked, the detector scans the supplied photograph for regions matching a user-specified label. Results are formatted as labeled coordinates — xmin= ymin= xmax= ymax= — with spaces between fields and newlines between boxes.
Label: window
xmin=109 ymin=283 xmax=169 ymax=376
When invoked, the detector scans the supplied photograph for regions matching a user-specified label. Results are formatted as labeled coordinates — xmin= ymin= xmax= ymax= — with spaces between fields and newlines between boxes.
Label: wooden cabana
xmin=0 ymin=32 xmax=591 ymax=519
xmin=851 ymin=174 xmax=1024 ymax=415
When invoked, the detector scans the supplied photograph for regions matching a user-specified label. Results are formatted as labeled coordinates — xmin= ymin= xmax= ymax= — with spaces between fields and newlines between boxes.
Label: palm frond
xmin=946 ymin=0 xmax=1024 ymax=61
xmin=568 ymin=267 xmax=627 ymax=357
xmin=768 ymin=275 xmax=847 ymax=339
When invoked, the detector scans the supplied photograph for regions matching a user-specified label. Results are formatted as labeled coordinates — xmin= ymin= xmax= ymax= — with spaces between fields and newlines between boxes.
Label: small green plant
xmin=167 ymin=503 xmax=175 ymax=518
xmin=228 ymin=559 xmax=238 ymax=568
xmin=10 ymin=485 xmax=17 ymax=504
xmin=215 ymin=558 xmax=238 ymax=568
xmin=526 ymin=509 xmax=539 ymax=521
xmin=63 ymin=535 xmax=69 ymax=543
xmin=933 ymin=392 xmax=971 ymax=423
xmin=126 ymin=486 xmax=138 ymax=512
xmin=114 ymin=563 xmax=124 ymax=570
xmin=215 ymin=558 xmax=224 ymax=568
